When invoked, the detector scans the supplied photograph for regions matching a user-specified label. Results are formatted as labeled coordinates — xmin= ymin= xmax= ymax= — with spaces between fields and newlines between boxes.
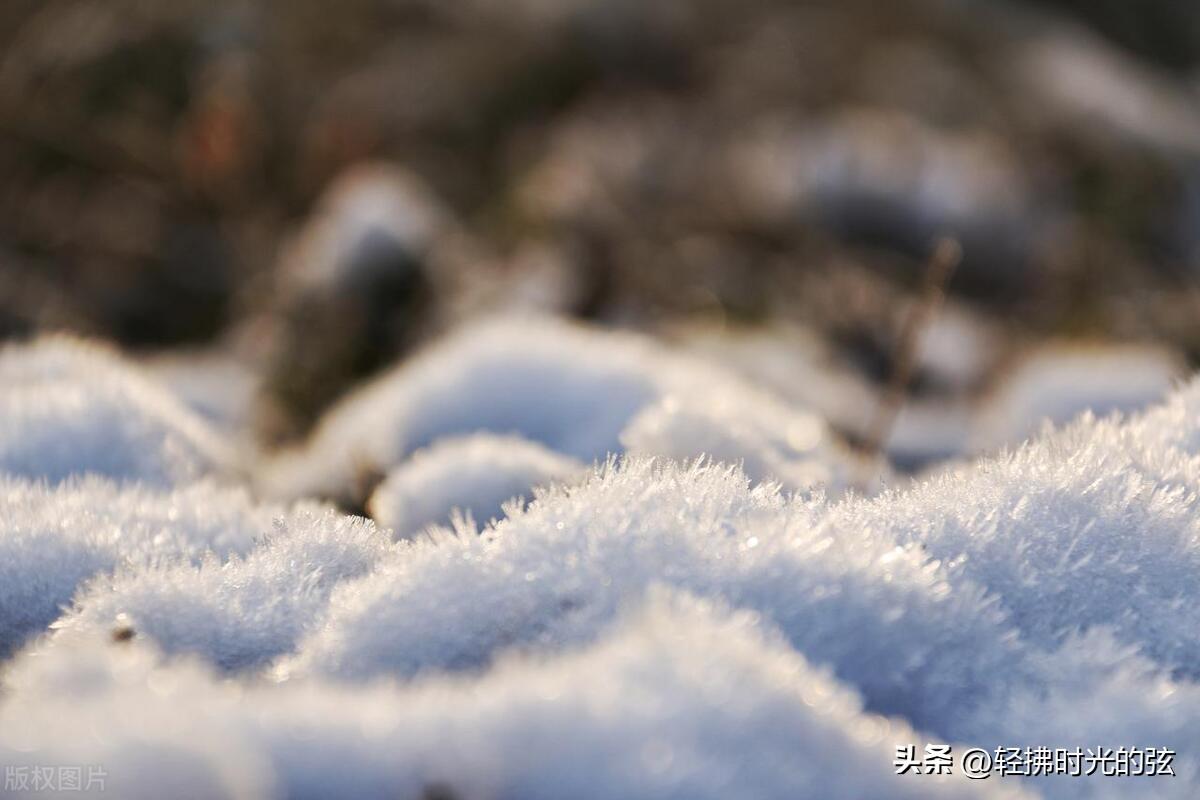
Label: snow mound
xmin=9 ymin=338 xmax=1200 ymax=795
xmin=0 ymin=590 xmax=1024 ymax=800
xmin=980 ymin=632 xmax=1200 ymax=796
xmin=281 ymin=163 xmax=445 ymax=294
xmin=959 ymin=628 xmax=1200 ymax=795
xmin=264 ymin=317 xmax=856 ymax=503
xmin=287 ymin=458 xmax=1013 ymax=734
xmin=0 ymin=478 xmax=272 ymax=659
xmin=143 ymin=348 xmax=261 ymax=435
xmin=285 ymin=377 xmax=1200 ymax=742
xmin=262 ymin=318 xmax=664 ymax=501
xmin=668 ymin=323 xmax=879 ymax=440
xmin=52 ymin=507 xmax=391 ymax=672
xmin=832 ymin=380 xmax=1200 ymax=679
xmin=0 ymin=336 xmax=235 ymax=487
xmin=974 ymin=344 xmax=1181 ymax=452
xmin=367 ymin=433 xmax=584 ymax=537
xmin=1115 ymin=372 xmax=1200 ymax=457
xmin=621 ymin=386 xmax=855 ymax=493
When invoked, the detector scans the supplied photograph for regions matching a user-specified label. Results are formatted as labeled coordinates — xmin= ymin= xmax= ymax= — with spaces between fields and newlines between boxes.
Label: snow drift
xmin=0 ymin=337 xmax=234 ymax=487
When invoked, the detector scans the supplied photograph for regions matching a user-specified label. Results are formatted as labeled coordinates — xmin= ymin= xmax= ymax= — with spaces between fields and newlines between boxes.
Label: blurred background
xmin=1 ymin=0 xmax=1198 ymax=469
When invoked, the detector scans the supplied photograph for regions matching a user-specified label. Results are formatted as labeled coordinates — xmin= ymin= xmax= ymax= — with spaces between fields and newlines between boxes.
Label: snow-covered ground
xmin=1 ymin=318 xmax=1197 ymax=798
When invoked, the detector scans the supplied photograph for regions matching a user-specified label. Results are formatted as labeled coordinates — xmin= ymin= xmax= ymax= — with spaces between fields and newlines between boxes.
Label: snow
xmin=53 ymin=505 xmax=391 ymax=672
xmin=668 ymin=323 xmax=879 ymax=432
xmin=833 ymin=405 xmax=1200 ymax=678
xmin=286 ymin=458 xmax=1009 ymax=734
xmin=732 ymin=109 xmax=1037 ymax=267
xmin=1 ymin=590 xmax=1027 ymax=800
xmin=669 ymin=322 xmax=952 ymax=469
xmin=974 ymin=344 xmax=1182 ymax=451
xmin=280 ymin=163 xmax=445 ymax=293
xmin=915 ymin=307 xmax=1001 ymax=392
xmin=367 ymin=433 xmax=585 ymax=537
xmin=980 ymin=633 xmax=1200 ymax=795
xmin=621 ymin=387 xmax=858 ymax=493
xmin=143 ymin=348 xmax=261 ymax=435
xmin=7 ymin=321 xmax=1200 ymax=797
xmin=0 ymin=336 xmax=235 ymax=487
xmin=281 ymin=381 xmax=1200 ymax=753
xmin=261 ymin=318 xmax=665 ymax=501
xmin=263 ymin=316 xmax=858 ymax=503
xmin=678 ymin=326 xmax=1183 ymax=470
xmin=0 ymin=477 xmax=270 ymax=658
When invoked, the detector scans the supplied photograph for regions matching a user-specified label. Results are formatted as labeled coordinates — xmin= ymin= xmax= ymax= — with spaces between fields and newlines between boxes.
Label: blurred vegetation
xmin=0 ymin=0 xmax=1197 ymax=438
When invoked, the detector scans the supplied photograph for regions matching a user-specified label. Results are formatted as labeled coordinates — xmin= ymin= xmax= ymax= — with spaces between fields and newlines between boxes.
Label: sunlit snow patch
xmin=1 ymin=590 xmax=1027 ymax=800
xmin=0 ymin=478 xmax=270 ymax=658
xmin=263 ymin=317 xmax=858 ymax=504
xmin=367 ymin=433 xmax=584 ymax=537
xmin=0 ymin=336 xmax=235 ymax=487
xmin=973 ymin=343 xmax=1182 ymax=452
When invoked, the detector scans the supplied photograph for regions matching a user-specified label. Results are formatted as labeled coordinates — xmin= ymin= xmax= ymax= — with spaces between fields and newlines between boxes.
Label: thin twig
xmin=863 ymin=236 xmax=962 ymax=461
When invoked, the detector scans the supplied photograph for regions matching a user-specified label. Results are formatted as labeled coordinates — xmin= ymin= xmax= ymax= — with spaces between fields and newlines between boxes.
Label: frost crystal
xmin=0 ymin=478 xmax=269 ymax=657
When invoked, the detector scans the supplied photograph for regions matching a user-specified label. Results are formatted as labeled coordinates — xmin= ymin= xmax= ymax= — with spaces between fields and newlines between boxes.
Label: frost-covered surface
xmin=0 ymin=337 xmax=235 ymax=487
xmin=286 ymin=458 xmax=1008 ymax=734
xmin=622 ymin=386 xmax=854 ymax=493
xmin=0 ymin=478 xmax=279 ymax=659
xmin=7 ymin=326 xmax=1200 ymax=798
xmin=834 ymin=405 xmax=1200 ymax=679
xmin=368 ymin=433 xmax=584 ymax=537
xmin=1 ymin=592 xmax=1025 ymax=800
xmin=264 ymin=317 xmax=858 ymax=502
xmin=55 ymin=506 xmax=390 ymax=672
